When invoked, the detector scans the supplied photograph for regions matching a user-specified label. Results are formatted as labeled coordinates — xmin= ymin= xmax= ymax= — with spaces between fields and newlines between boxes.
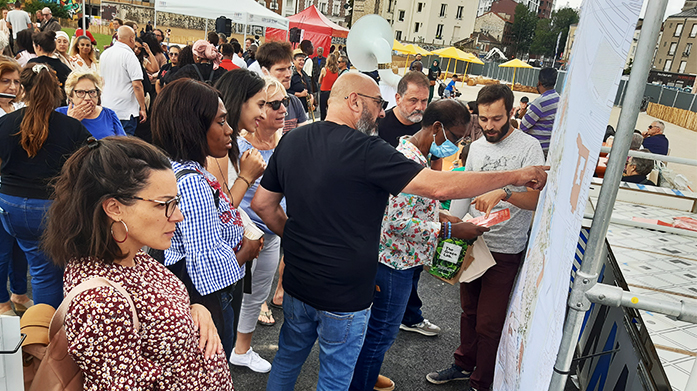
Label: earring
xmin=110 ymin=220 xmax=129 ymax=243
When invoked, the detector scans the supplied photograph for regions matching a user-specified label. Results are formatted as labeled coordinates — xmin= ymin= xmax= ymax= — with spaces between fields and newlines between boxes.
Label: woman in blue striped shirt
xmin=151 ymin=78 xmax=264 ymax=359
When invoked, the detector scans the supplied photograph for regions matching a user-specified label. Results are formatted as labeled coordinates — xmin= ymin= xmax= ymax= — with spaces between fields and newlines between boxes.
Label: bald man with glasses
xmin=252 ymin=73 xmax=548 ymax=391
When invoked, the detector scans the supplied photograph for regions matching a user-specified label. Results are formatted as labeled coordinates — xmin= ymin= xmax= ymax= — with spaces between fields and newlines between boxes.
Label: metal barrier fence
xmin=420 ymin=55 xmax=569 ymax=93
xmin=614 ymin=79 xmax=697 ymax=112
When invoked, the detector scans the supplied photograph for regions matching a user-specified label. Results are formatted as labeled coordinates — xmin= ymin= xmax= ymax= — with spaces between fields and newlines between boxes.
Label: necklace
xmin=215 ymin=158 xmax=234 ymax=205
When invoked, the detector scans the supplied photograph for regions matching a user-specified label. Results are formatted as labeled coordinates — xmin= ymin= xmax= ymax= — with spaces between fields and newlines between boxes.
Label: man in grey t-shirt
xmin=6 ymin=1 xmax=32 ymax=40
xmin=426 ymin=84 xmax=544 ymax=391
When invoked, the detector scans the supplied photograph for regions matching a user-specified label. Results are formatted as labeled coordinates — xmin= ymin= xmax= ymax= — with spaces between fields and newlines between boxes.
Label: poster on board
xmin=493 ymin=0 xmax=642 ymax=390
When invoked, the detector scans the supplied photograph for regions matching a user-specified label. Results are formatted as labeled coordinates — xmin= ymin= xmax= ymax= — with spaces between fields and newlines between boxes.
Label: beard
xmin=398 ymin=106 xmax=424 ymax=124
xmin=356 ymin=106 xmax=378 ymax=136
xmin=483 ymin=120 xmax=511 ymax=143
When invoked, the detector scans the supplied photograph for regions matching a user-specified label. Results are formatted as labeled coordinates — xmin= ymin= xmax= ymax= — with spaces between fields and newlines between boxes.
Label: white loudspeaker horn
xmin=347 ymin=15 xmax=402 ymax=88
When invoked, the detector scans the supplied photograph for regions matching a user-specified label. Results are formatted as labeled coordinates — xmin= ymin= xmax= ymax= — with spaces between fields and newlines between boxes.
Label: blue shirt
xmin=165 ymin=160 xmax=245 ymax=296
xmin=445 ymin=80 xmax=456 ymax=91
xmin=55 ymin=106 xmax=126 ymax=139
xmin=238 ymin=138 xmax=286 ymax=235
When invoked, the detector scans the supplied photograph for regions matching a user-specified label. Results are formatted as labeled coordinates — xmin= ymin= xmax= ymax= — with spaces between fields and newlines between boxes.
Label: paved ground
xmin=228 ymin=270 xmax=580 ymax=391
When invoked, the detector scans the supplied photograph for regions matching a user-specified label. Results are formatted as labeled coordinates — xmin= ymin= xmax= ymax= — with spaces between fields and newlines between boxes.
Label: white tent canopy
xmin=154 ymin=0 xmax=289 ymax=30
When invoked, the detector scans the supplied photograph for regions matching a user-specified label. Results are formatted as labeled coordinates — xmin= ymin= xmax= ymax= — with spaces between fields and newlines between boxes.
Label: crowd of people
xmin=1 ymin=8 xmax=669 ymax=390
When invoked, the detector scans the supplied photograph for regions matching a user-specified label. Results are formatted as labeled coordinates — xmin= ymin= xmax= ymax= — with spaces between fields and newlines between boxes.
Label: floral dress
xmin=69 ymin=54 xmax=98 ymax=72
xmin=378 ymin=137 xmax=440 ymax=270
xmin=63 ymin=252 xmax=234 ymax=390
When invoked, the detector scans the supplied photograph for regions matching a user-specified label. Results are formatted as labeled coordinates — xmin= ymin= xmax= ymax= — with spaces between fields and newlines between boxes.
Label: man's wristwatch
xmin=502 ymin=187 xmax=512 ymax=201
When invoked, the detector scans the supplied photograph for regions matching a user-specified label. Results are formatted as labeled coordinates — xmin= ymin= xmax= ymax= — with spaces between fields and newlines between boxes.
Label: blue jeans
xmin=350 ymin=263 xmax=413 ymax=390
xmin=120 ymin=115 xmax=137 ymax=136
xmin=401 ymin=265 xmax=425 ymax=326
xmin=267 ymin=293 xmax=371 ymax=391
xmin=0 ymin=234 xmax=29 ymax=303
xmin=0 ymin=194 xmax=63 ymax=308
xmin=219 ymin=288 xmax=236 ymax=359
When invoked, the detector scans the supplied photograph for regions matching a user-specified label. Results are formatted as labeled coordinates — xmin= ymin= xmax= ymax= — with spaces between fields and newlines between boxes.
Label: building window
xmin=319 ymin=2 xmax=327 ymax=13
xmin=685 ymin=43 xmax=693 ymax=57
xmin=399 ymin=10 xmax=405 ymax=21
xmin=663 ymin=59 xmax=672 ymax=71
xmin=333 ymin=4 xmax=340 ymax=15
xmin=414 ymin=22 xmax=420 ymax=33
xmin=417 ymin=2 xmax=423 ymax=12
xmin=440 ymin=4 xmax=447 ymax=17
xmin=674 ymin=23 xmax=683 ymax=36
xmin=691 ymin=24 xmax=697 ymax=37
xmin=456 ymin=6 xmax=463 ymax=19
xmin=679 ymin=61 xmax=687 ymax=73
xmin=436 ymin=24 xmax=444 ymax=39
xmin=669 ymin=42 xmax=677 ymax=55
xmin=387 ymin=0 xmax=392 ymax=13
xmin=395 ymin=30 xmax=402 ymax=40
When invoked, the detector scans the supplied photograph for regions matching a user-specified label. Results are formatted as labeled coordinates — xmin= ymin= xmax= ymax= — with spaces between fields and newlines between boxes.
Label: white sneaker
xmin=399 ymin=319 xmax=441 ymax=336
xmin=229 ymin=347 xmax=272 ymax=373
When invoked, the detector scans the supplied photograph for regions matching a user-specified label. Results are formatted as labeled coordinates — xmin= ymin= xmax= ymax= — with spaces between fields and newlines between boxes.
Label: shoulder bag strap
xmin=175 ymin=168 xmax=220 ymax=209
xmin=49 ymin=277 xmax=140 ymax=341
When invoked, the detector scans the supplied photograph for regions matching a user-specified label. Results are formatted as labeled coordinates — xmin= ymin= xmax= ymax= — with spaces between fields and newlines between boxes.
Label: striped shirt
xmin=165 ymin=160 xmax=245 ymax=296
xmin=520 ymin=89 xmax=560 ymax=154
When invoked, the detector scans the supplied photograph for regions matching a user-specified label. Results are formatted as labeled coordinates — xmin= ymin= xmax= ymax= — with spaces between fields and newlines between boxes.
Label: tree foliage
xmin=530 ymin=7 xmax=580 ymax=58
xmin=511 ymin=3 xmax=537 ymax=56
xmin=23 ymin=0 xmax=70 ymax=20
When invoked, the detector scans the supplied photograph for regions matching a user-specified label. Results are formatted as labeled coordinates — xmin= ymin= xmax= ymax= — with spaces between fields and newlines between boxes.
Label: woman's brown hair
xmin=43 ymin=137 xmax=172 ymax=266
xmin=326 ymin=52 xmax=339 ymax=74
xmin=0 ymin=59 xmax=22 ymax=103
xmin=18 ymin=64 xmax=62 ymax=157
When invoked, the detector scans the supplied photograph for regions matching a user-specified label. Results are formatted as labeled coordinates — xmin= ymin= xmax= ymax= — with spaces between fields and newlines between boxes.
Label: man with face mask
xmin=426 ymin=84 xmax=544 ymax=391
xmin=350 ymin=99 xmax=490 ymax=391
xmin=252 ymin=74 xmax=549 ymax=391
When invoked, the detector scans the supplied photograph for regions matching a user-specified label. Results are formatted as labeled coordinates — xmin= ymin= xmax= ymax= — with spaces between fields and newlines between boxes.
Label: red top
xmin=219 ymin=59 xmax=239 ymax=71
xmin=320 ymin=69 xmax=339 ymax=92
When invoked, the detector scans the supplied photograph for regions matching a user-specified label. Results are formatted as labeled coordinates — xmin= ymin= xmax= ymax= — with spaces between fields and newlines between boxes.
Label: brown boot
xmin=374 ymin=374 xmax=395 ymax=391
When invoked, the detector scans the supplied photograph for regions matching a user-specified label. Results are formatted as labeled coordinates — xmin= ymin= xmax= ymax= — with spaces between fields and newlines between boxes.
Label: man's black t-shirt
xmin=260 ymin=121 xmax=424 ymax=312
xmin=0 ymin=110 xmax=90 ymax=199
xmin=377 ymin=108 xmax=422 ymax=148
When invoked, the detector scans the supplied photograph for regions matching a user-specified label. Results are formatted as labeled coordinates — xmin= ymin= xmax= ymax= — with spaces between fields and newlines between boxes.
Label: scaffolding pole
xmin=547 ymin=0 xmax=670 ymax=390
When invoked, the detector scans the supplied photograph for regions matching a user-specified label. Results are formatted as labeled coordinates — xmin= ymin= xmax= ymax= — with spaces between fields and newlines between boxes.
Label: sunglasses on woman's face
xmin=266 ymin=97 xmax=289 ymax=110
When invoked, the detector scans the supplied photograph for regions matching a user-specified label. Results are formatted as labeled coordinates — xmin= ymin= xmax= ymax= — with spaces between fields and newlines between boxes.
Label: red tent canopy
xmin=266 ymin=5 xmax=349 ymax=55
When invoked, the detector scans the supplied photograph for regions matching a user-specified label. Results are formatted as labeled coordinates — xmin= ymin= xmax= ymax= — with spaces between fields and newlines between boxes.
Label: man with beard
xmin=252 ymin=73 xmax=549 ymax=391
xmin=426 ymin=84 xmax=544 ymax=391
xmin=377 ymin=71 xmax=429 ymax=148
xmin=255 ymin=41 xmax=307 ymax=133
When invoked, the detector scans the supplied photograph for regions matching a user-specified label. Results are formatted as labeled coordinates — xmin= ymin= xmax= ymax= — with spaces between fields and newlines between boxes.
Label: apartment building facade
xmin=360 ymin=0 xmax=479 ymax=45
xmin=284 ymin=0 xmax=349 ymax=24
xmin=652 ymin=7 xmax=697 ymax=75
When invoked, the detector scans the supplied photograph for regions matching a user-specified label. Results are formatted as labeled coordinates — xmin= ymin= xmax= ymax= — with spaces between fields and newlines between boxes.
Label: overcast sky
xmin=554 ymin=0 xmax=686 ymax=21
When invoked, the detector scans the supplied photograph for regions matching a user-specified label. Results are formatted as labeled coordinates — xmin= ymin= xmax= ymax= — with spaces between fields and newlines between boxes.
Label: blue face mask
xmin=430 ymin=126 xmax=459 ymax=158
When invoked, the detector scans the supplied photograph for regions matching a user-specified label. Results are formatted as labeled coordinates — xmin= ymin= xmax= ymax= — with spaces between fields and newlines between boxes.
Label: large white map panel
xmin=493 ymin=1 xmax=642 ymax=390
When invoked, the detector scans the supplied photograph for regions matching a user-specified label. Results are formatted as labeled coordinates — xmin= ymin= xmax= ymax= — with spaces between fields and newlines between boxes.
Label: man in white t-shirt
xmin=426 ymin=84 xmax=544 ymax=391
xmin=6 ymin=1 xmax=32 ymax=40
xmin=100 ymin=26 xmax=147 ymax=136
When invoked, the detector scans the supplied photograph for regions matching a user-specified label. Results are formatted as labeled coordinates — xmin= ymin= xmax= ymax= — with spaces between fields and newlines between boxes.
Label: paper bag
xmin=459 ymin=236 xmax=496 ymax=283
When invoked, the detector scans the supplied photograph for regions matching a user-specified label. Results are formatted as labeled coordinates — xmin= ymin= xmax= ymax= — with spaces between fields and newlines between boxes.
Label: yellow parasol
xmin=460 ymin=53 xmax=484 ymax=86
xmin=498 ymin=58 xmax=533 ymax=85
xmin=400 ymin=44 xmax=431 ymax=70
xmin=430 ymin=47 xmax=474 ymax=79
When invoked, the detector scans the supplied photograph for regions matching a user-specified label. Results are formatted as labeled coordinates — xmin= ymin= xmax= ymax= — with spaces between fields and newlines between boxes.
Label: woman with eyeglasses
xmin=42 ymin=137 xmax=234 ymax=390
xmin=227 ymin=77 xmax=288 ymax=373
xmin=56 ymin=71 xmax=126 ymax=139
xmin=350 ymin=98 xmax=488 ymax=391
xmin=151 ymin=77 xmax=264 ymax=360
xmin=155 ymin=44 xmax=180 ymax=92
xmin=68 ymin=35 xmax=98 ymax=72
xmin=0 ymin=58 xmax=33 ymax=318
xmin=0 ymin=63 xmax=91 ymax=310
